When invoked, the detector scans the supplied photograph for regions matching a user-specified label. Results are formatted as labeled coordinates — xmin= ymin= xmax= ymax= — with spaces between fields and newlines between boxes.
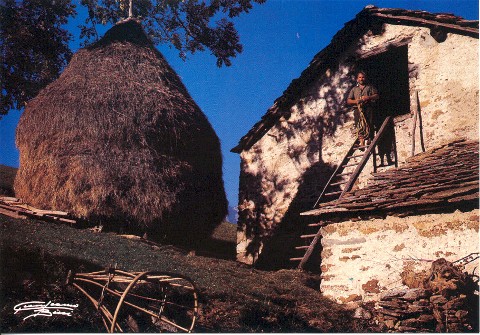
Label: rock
xmin=339 ymin=294 xmax=362 ymax=304
xmin=400 ymin=318 xmax=422 ymax=328
xmin=401 ymin=288 xmax=430 ymax=301
xmin=430 ymin=294 xmax=448 ymax=305
xmin=380 ymin=288 xmax=408 ymax=300
xmin=413 ymin=299 xmax=430 ymax=306
xmin=343 ymin=301 xmax=362 ymax=310
xmin=455 ymin=310 xmax=468 ymax=320
xmin=447 ymin=322 xmax=464 ymax=332
xmin=377 ymin=300 xmax=406 ymax=309
xmin=433 ymin=308 xmax=443 ymax=323
xmin=425 ymin=258 xmax=467 ymax=297
xmin=373 ymin=259 xmax=477 ymax=333
xmin=406 ymin=304 xmax=432 ymax=314
xmin=401 ymin=315 xmax=435 ymax=329
xmin=417 ymin=314 xmax=436 ymax=324
xmin=384 ymin=319 xmax=395 ymax=329
xmin=354 ymin=306 xmax=372 ymax=319
xmin=444 ymin=295 xmax=467 ymax=309
xmin=378 ymin=309 xmax=403 ymax=318
xmin=397 ymin=325 xmax=418 ymax=332
xmin=435 ymin=322 xmax=445 ymax=333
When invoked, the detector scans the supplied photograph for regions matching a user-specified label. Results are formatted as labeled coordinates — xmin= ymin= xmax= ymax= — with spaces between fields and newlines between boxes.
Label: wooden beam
xmin=0 ymin=207 xmax=27 ymax=219
xmin=356 ymin=38 xmax=411 ymax=60
xmin=372 ymin=13 xmax=479 ymax=37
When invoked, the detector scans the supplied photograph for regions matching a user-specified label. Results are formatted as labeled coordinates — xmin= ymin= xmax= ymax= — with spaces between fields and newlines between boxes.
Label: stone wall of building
xmin=319 ymin=209 xmax=479 ymax=303
xmin=236 ymin=23 xmax=479 ymax=264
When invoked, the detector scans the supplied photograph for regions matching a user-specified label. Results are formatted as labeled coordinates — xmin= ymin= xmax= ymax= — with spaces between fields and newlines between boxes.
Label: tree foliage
xmin=1 ymin=0 xmax=75 ymax=116
xmin=1 ymin=0 xmax=265 ymax=118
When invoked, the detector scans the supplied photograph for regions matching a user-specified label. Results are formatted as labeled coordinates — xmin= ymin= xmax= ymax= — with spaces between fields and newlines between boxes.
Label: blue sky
xmin=1 ymin=0 xmax=478 ymax=210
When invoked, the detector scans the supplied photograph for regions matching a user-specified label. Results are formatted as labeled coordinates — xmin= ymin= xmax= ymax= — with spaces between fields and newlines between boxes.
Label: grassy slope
xmin=0 ymin=215 xmax=375 ymax=332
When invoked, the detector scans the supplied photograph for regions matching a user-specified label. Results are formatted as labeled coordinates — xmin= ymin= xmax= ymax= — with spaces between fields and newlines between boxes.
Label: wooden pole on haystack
xmin=128 ymin=0 xmax=133 ymax=18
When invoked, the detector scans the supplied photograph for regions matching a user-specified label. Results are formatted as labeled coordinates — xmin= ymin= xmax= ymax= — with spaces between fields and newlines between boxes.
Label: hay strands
xmin=66 ymin=267 xmax=199 ymax=333
xmin=0 ymin=196 xmax=76 ymax=224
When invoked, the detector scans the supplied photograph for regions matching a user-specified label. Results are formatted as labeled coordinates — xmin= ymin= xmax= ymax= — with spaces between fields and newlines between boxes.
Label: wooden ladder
xmin=290 ymin=116 xmax=396 ymax=269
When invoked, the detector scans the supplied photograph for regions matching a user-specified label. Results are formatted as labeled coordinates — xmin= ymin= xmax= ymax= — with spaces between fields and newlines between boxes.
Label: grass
xmin=0 ymin=214 xmax=377 ymax=332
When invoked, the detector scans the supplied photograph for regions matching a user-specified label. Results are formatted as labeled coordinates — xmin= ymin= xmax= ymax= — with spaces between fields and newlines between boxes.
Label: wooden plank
xmin=300 ymin=234 xmax=317 ymax=239
xmin=356 ymin=38 xmax=411 ymax=59
xmin=324 ymin=191 xmax=342 ymax=197
xmin=0 ymin=203 xmax=33 ymax=215
xmin=0 ymin=196 xmax=21 ymax=203
xmin=0 ymin=207 xmax=27 ymax=219
xmin=44 ymin=215 xmax=77 ymax=224
xmin=0 ymin=199 xmax=76 ymax=224
xmin=10 ymin=203 xmax=63 ymax=214
xmin=372 ymin=12 xmax=479 ymax=36
xmin=329 ymin=181 xmax=347 ymax=186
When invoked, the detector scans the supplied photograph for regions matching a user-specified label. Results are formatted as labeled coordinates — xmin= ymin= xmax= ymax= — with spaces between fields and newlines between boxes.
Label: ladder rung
xmin=295 ymin=245 xmax=310 ymax=250
xmin=290 ymin=257 xmax=304 ymax=261
xmin=346 ymin=154 xmax=364 ymax=159
xmin=324 ymin=191 xmax=342 ymax=196
xmin=308 ymin=223 xmax=322 ymax=227
xmin=301 ymin=234 xmax=317 ymax=239
xmin=330 ymin=181 xmax=347 ymax=186
xmin=335 ymin=172 xmax=352 ymax=177
xmin=342 ymin=163 xmax=358 ymax=168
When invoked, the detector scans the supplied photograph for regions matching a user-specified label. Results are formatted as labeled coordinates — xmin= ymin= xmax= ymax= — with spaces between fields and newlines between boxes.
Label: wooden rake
xmin=66 ymin=268 xmax=199 ymax=332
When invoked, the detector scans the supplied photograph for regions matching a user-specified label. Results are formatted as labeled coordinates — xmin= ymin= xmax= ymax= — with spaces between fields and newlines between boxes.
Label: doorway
xmin=357 ymin=44 xmax=410 ymax=125
xmin=356 ymin=44 xmax=409 ymax=168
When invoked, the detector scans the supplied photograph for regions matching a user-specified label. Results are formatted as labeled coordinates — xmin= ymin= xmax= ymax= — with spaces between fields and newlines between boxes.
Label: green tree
xmin=1 ymin=0 xmax=75 ymax=116
xmin=1 ymin=0 xmax=265 ymax=118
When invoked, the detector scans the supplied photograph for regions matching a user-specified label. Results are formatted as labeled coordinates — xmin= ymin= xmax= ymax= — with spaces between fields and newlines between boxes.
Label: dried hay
xmin=14 ymin=19 xmax=227 ymax=245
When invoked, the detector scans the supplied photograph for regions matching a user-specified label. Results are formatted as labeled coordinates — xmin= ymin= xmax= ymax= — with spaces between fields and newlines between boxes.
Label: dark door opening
xmin=357 ymin=44 xmax=410 ymax=124
xmin=356 ymin=44 xmax=409 ymax=167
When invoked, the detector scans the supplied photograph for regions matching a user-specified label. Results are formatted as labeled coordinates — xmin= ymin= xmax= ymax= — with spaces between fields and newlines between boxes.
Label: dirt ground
xmin=0 ymin=215 xmax=376 ymax=332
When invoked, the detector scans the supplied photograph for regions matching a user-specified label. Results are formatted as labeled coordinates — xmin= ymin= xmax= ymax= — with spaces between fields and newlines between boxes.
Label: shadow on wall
xmin=254 ymin=161 xmax=338 ymax=271
xmin=239 ymin=70 xmax=358 ymax=270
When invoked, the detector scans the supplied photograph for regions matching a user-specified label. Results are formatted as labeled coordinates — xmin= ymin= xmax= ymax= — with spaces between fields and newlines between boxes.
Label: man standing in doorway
xmin=347 ymin=71 xmax=379 ymax=147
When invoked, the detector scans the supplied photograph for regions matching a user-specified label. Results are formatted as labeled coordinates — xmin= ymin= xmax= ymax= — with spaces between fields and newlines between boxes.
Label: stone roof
xmin=301 ymin=139 xmax=479 ymax=218
xmin=231 ymin=6 xmax=479 ymax=153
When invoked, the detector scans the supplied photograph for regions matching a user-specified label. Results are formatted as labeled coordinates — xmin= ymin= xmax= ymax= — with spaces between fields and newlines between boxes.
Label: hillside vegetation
xmin=0 ymin=215 xmax=375 ymax=332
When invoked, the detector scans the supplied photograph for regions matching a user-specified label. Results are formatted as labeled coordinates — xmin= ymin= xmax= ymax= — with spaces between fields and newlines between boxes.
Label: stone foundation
xmin=375 ymin=259 xmax=478 ymax=332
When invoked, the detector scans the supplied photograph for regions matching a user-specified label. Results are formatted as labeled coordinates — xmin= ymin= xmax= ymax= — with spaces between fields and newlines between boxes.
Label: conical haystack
xmin=15 ymin=19 xmax=227 ymax=244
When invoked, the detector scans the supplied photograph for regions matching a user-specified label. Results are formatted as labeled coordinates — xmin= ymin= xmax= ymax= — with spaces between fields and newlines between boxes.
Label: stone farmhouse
xmin=231 ymin=6 xmax=478 ymax=301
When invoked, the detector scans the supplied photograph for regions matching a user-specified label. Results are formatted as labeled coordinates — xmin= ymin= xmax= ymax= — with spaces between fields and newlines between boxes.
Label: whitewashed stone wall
xmin=319 ymin=209 xmax=479 ymax=303
xmin=236 ymin=22 xmax=479 ymax=264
